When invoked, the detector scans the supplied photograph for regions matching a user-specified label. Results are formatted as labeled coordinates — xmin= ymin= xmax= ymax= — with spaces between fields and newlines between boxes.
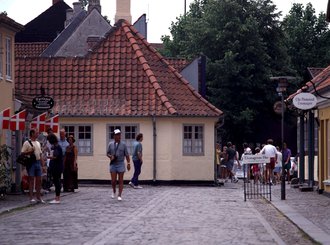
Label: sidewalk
xmin=1 ymin=183 xmax=330 ymax=244
xmin=270 ymin=184 xmax=330 ymax=245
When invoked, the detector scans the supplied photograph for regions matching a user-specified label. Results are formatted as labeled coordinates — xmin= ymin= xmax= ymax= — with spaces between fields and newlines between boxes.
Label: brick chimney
xmin=53 ymin=0 xmax=62 ymax=5
xmin=115 ymin=0 xmax=132 ymax=24
xmin=88 ymin=0 xmax=101 ymax=14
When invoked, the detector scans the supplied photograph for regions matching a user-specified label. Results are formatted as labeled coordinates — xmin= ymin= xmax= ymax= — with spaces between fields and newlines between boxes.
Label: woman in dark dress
xmin=63 ymin=135 xmax=78 ymax=192
xmin=47 ymin=134 xmax=63 ymax=204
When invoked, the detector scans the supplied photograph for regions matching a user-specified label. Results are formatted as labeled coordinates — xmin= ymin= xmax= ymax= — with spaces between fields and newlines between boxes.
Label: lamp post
xmin=271 ymin=76 xmax=293 ymax=200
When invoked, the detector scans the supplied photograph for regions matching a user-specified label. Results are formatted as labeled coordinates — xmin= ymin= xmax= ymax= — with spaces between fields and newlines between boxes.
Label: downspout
xmin=299 ymin=112 xmax=305 ymax=184
xmin=152 ymin=115 xmax=157 ymax=184
xmin=308 ymin=110 xmax=314 ymax=187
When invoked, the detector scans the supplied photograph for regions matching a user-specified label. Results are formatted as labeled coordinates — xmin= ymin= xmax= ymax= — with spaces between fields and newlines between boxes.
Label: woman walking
xmin=63 ymin=135 xmax=78 ymax=192
xmin=47 ymin=134 xmax=63 ymax=204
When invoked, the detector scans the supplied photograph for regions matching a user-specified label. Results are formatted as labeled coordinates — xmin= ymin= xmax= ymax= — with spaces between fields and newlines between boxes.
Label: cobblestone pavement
xmin=0 ymin=184 xmax=319 ymax=245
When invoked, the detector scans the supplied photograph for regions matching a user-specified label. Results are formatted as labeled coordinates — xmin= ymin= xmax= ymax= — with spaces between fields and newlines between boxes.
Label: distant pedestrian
xmin=129 ymin=133 xmax=144 ymax=189
xmin=21 ymin=128 xmax=46 ymax=203
xmin=58 ymin=128 xmax=69 ymax=156
xmin=282 ymin=142 xmax=292 ymax=183
xmin=225 ymin=142 xmax=240 ymax=183
xmin=219 ymin=146 xmax=228 ymax=181
xmin=215 ymin=143 xmax=221 ymax=180
xmin=107 ymin=129 xmax=131 ymax=201
xmin=47 ymin=133 xmax=63 ymax=204
xmin=63 ymin=135 xmax=78 ymax=192
xmin=241 ymin=143 xmax=252 ymax=181
xmin=252 ymin=147 xmax=261 ymax=184
xmin=274 ymin=146 xmax=282 ymax=184
xmin=260 ymin=139 xmax=277 ymax=185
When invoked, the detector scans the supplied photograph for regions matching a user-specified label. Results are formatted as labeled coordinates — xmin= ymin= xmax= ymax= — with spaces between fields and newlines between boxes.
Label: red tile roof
xmin=15 ymin=20 xmax=222 ymax=117
xmin=287 ymin=65 xmax=330 ymax=101
xmin=307 ymin=67 xmax=324 ymax=79
xmin=15 ymin=42 xmax=50 ymax=58
xmin=166 ymin=57 xmax=191 ymax=72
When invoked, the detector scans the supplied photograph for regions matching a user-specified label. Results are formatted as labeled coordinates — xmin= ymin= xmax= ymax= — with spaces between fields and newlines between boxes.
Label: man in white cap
xmin=107 ymin=129 xmax=131 ymax=201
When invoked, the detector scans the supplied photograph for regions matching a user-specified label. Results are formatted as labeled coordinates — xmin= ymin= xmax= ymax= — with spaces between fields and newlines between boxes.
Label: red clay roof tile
xmin=15 ymin=20 xmax=222 ymax=117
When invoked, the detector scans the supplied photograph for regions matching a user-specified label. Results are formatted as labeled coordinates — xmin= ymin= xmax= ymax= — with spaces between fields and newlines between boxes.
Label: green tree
xmin=162 ymin=0 xmax=290 ymax=144
xmin=281 ymin=3 xmax=330 ymax=83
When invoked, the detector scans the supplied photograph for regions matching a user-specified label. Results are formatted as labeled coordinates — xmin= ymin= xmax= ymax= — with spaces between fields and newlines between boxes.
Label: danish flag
xmin=10 ymin=110 xmax=26 ymax=131
xmin=30 ymin=112 xmax=47 ymax=132
xmin=45 ymin=114 xmax=59 ymax=133
xmin=0 ymin=108 xmax=10 ymax=129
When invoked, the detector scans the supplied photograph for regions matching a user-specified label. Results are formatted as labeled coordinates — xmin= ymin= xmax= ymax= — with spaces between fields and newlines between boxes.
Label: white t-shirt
xmin=21 ymin=140 xmax=42 ymax=160
xmin=260 ymin=144 xmax=277 ymax=158
xmin=275 ymin=151 xmax=282 ymax=168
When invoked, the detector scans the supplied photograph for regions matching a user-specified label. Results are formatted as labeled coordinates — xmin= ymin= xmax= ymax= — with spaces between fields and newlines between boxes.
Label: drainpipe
xmin=308 ymin=110 xmax=314 ymax=187
xmin=152 ymin=116 xmax=157 ymax=184
xmin=214 ymin=116 xmax=224 ymax=184
xmin=299 ymin=112 xmax=305 ymax=184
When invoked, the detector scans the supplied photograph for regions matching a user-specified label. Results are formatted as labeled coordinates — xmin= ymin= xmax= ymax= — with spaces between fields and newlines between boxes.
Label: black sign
xmin=32 ymin=96 xmax=54 ymax=110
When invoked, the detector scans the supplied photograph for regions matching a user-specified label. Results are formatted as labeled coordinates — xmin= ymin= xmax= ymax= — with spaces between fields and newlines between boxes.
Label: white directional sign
xmin=242 ymin=155 xmax=270 ymax=164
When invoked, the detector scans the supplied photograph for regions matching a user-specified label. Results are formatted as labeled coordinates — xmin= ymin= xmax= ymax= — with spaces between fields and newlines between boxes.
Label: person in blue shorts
xmin=107 ymin=129 xmax=131 ymax=201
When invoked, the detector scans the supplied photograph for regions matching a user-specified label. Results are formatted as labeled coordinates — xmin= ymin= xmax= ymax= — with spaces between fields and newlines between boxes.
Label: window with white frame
xmin=0 ymin=33 xmax=3 ymax=78
xmin=183 ymin=125 xmax=204 ymax=155
xmin=5 ymin=37 xmax=11 ymax=80
xmin=107 ymin=124 xmax=138 ymax=154
xmin=62 ymin=125 xmax=93 ymax=155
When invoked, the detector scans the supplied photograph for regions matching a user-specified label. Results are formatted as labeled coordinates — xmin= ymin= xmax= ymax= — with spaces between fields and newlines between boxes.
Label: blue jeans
xmin=131 ymin=159 xmax=142 ymax=186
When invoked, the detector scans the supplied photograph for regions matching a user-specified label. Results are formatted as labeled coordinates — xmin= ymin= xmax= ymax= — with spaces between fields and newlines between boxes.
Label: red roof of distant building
xmin=15 ymin=20 xmax=222 ymax=117
xmin=15 ymin=42 xmax=50 ymax=58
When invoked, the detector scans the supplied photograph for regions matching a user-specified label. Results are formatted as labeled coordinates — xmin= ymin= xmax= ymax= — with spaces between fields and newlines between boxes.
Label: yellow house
xmin=15 ymin=20 xmax=223 ymax=182
xmin=0 ymin=13 xmax=23 ymax=144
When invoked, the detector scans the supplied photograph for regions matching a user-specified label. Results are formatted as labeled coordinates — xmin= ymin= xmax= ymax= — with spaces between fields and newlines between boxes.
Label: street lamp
xmin=271 ymin=76 xmax=294 ymax=200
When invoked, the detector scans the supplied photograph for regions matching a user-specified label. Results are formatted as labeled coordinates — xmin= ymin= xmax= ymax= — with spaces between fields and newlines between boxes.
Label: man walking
xmin=260 ymin=139 xmax=277 ymax=185
xmin=282 ymin=142 xmax=292 ymax=183
xmin=225 ymin=142 xmax=240 ymax=183
xmin=58 ymin=128 xmax=69 ymax=156
xmin=107 ymin=129 xmax=131 ymax=201
xmin=129 ymin=133 xmax=143 ymax=189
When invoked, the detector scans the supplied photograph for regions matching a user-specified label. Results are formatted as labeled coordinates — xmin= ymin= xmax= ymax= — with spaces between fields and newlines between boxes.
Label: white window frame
xmin=62 ymin=124 xmax=93 ymax=155
xmin=183 ymin=124 xmax=204 ymax=156
xmin=5 ymin=36 xmax=12 ymax=80
xmin=107 ymin=124 xmax=139 ymax=155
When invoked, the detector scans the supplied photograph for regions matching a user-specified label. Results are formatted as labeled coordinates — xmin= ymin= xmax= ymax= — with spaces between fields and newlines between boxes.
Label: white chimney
xmin=115 ymin=0 xmax=132 ymax=24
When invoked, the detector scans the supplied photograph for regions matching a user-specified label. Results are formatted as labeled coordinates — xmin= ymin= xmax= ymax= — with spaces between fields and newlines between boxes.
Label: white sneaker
xmin=128 ymin=182 xmax=135 ymax=188
xmin=49 ymin=200 xmax=60 ymax=204
xmin=30 ymin=199 xmax=36 ymax=203
xmin=117 ymin=196 xmax=122 ymax=201
xmin=134 ymin=185 xmax=143 ymax=189
xmin=111 ymin=192 xmax=116 ymax=199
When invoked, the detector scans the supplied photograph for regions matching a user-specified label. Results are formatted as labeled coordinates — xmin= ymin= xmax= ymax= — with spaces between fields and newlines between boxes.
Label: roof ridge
xmin=122 ymin=21 xmax=222 ymax=116
xmin=122 ymin=21 xmax=177 ymax=115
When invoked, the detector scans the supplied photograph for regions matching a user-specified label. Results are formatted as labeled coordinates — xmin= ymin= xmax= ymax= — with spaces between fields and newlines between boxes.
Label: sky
xmin=0 ymin=0 xmax=328 ymax=43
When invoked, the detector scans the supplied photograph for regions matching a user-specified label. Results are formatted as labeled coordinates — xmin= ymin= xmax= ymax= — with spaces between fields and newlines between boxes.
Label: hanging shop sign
xmin=293 ymin=93 xmax=317 ymax=110
xmin=32 ymin=96 xmax=54 ymax=110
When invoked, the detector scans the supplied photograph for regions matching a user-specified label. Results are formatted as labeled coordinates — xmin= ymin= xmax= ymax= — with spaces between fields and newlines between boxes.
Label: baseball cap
xmin=114 ymin=129 xmax=121 ymax=135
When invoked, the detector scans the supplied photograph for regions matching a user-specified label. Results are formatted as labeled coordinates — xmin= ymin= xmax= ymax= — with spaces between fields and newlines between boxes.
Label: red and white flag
xmin=45 ymin=114 xmax=59 ymax=133
xmin=0 ymin=108 xmax=11 ymax=130
xmin=10 ymin=110 xmax=26 ymax=131
xmin=30 ymin=112 xmax=47 ymax=132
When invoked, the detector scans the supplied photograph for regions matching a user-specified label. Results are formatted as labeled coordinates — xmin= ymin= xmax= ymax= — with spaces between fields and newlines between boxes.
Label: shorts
xmin=274 ymin=166 xmax=282 ymax=173
xmin=284 ymin=162 xmax=291 ymax=170
xmin=269 ymin=157 xmax=275 ymax=170
xmin=252 ymin=164 xmax=259 ymax=174
xmin=109 ymin=162 xmax=126 ymax=173
xmin=27 ymin=160 xmax=42 ymax=177
xmin=226 ymin=160 xmax=234 ymax=171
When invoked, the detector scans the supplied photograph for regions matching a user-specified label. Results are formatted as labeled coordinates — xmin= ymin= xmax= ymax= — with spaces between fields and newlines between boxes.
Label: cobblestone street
xmin=0 ymin=184 xmax=321 ymax=245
